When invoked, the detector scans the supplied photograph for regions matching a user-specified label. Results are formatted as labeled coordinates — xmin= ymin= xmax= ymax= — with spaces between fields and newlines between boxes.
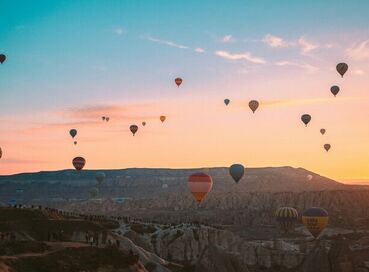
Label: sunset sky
xmin=0 ymin=1 xmax=369 ymax=183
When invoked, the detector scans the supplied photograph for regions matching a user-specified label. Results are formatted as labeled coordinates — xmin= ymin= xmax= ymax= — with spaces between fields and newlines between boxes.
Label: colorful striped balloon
xmin=187 ymin=172 xmax=213 ymax=203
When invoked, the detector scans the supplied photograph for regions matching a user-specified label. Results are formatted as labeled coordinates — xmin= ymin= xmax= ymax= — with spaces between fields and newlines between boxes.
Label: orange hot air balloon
xmin=160 ymin=116 xmax=166 ymax=123
xmin=142 ymin=121 xmax=146 ymax=126
xmin=175 ymin=77 xmax=183 ymax=87
xmin=130 ymin=125 xmax=138 ymax=136
xmin=73 ymin=157 xmax=86 ymax=171
xmin=187 ymin=172 xmax=213 ymax=203
xmin=249 ymin=100 xmax=259 ymax=113
xmin=324 ymin=144 xmax=331 ymax=152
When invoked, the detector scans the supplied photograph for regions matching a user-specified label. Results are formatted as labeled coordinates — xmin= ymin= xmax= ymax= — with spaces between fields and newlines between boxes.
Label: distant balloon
xmin=115 ymin=197 xmax=125 ymax=204
xmin=72 ymin=157 xmax=86 ymax=171
xmin=69 ymin=129 xmax=77 ymax=139
xmin=275 ymin=207 xmax=298 ymax=233
xmin=102 ymin=116 xmax=106 ymax=121
xmin=175 ymin=77 xmax=183 ymax=87
xmin=105 ymin=117 xmax=110 ymax=122
xmin=130 ymin=125 xmax=138 ymax=136
xmin=320 ymin=129 xmax=326 ymax=135
xmin=249 ymin=100 xmax=259 ymax=113
xmin=336 ymin=63 xmax=348 ymax=78
xmin=307 ymin=174 xmax=313 ymax=181
xmin=0 ymin=54 xmax=6 ymax=64
xmin=0 ymin=147 xmax=2 ymax=159
xmin=229 ymin=164 xmax=245 ymax=183
xmin=160 ymin=116 xmax=166 ymax=123
xmin=187 ymin=172 xmax=213 ymax=203
xmin=224 ymin=99 xmax=230 ymax=106
xmin=74 ymin=141 xmax=77 ymax=145
xmin=302 ymin=207 xmax=329 ymax=238
xmin=301 ymin=114 xmax=311 ymax=126
xmin=142 ymin=121 xmax=146 ymax=126
xmin=330 ymin=85 xmax=340 ymax=97
xmin=89 ymin=187 xmax=99 ymax=198
xmin=324 ymin=144 xmax=331 ymax=152
xmin=95 ymin=172 xmax=106 ymax=185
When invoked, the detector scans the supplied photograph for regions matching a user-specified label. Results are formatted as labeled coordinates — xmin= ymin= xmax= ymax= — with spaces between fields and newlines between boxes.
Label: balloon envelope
xmin=160 ymin=116 xmax=166 ymax=123
xmin=72 ymin=157 xmax=86 ymax=171
xmin=142 ymin=121 xmax=146 ymax=126
xmin=102 ymin=116 xmax=106 ymax=121
xmin=175 ymin=77 xmax=183 ymax=87
xmin=324 ymin=144 xmax=331 ymax=152
xmin=105 ymin=117 xmax=110 ymax=122
xmin=275 ymin=207 xmax=298 ymax=233
xmin=95 ymin=172 xmax=106 ymax=185
xmin=0 ymin=54 xmax=6 ymax=64
xmin=249 ymin=100 xmax=259 ymax=113
xmin=330 ymin=85 xmax=340 ymax=97
xmin=188 ymin=173 xmax=213 ymax=203
xmin=336 ymin=63 xmax=348 ymax=77
xmin=74 ymin=141 xmax=77 ymax=145
xmin=302 ymin=207 xmax=328 ymax=238
xmin=320 ymin=129 xmax=326 ymax=135
xmin=0 ymin=147 xmax=2 ymax=159
xmin=301 ymin=114 xmax=311 ymax=126
xmin=224 ymin=99 xmax=230 ymax=106
xmin=130 ymin=125 xmax=138 ymax=136
xmin=229 ymin=164 xmax=245 ymax=183
xmin=69 ymin=129 xmax=77 ymax=138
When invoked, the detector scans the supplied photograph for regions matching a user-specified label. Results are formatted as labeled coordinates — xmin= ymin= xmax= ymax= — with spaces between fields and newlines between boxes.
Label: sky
xmin=0 ymin=1 xmax=369 ymax=183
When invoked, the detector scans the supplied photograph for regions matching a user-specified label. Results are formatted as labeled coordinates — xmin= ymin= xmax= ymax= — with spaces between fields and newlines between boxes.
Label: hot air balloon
xmin=330 ymin=85 xmax=340 ymax=97
xmin=324 ymin=144 xmax=331 ymax=152
xmin=106 ymin=117 xmax=110 ymax=122
xmin=89 ymin=187 xmax=99 ymax=198
xmin=115 ymin=197 xmax=125 ymax=204
xmin=130 ymin=125 xmax=138 ymax=136
xmin=224 ymin=99 xmax=230 ymax=106
xmin=320 ymin=129 xmax=326 ymax=135
xmin=275 ymin=207 xmax=298 ymax=233
xmin=307 ymin=175 xmax=313 ymax=181
xmin=72 ymin=157 xmax=86 ymax=171
xmin=162 ymin=183 xmax=168 ymax=189
xmin=0 ymin=147 xmax=2 ymax=159
xmin=0 ymin=54 xmax=6 ymax=64
xmin=249 ymin=100 xmax=259 ymax=113
xmin=74 ymin=141 xmax=77 ymax=145
xmin=142 ymin=121 xmax=146 ymax=126
xmin=102 ymin=116 xmax=106 ymax=121
xmin=302 ymin=207 xmax=329 ymax=238
xmin=160 ymin=116 xmax=166 ymax=123
xmin=229 ymin=164 xmax=245 ymax=183
xmin=95 ymin=172 xmax=106 ymax=185
xmin=69 ymin=129 xmax=77 ymax=139
xmin=301 ymin=114 xmax=311 ymax=126
xmin=336 ymin=63 xmax=348 ymax=78
xmin=175 ymin=77 xmax=183 ymax=87
xmin=187 ymin=172 xmax=213 ymax=203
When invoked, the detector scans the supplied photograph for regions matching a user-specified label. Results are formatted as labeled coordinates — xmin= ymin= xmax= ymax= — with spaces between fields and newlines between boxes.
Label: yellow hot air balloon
xmin=160 ymin=116 xmax=166 ymax=123
xmin=275 ymin=207 xmax=299 ymax=233
xmin=302 ymin=207 xmax=329 ymax=238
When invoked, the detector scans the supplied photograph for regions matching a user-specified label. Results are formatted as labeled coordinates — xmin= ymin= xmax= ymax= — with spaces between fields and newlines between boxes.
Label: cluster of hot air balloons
xmin=102 ymin=116 xmax=110 ymax=122
xmin=69 ymin=129 xmax=78 ymax=145
xmin=275 ymin=206 xmax=329 ymax=238
xmin=300 ymin=63 xmax=349 ymax=152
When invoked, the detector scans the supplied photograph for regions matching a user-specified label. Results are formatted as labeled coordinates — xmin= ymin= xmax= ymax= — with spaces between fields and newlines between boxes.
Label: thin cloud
xmin=112 ymin=27 xmax=125 ymax=36
xmin=221 ymin=35 xmax=235 ymax=43
xmin=144 ymin=35 xmax=189 ymax=49
xmin=194 ymin=48 xmax=205 ymax=53
xmin=215 ymin=50 xmax=266 ymax=64
xmin=262 ymin=34 xmax=291 ymax=48
xmin=346 ymin=40 xmax=369 ymax=60
xmin=275 ymin=61 xmax=319 ymax=73
xmin=298 ymin=37 xmax=319 ymax=54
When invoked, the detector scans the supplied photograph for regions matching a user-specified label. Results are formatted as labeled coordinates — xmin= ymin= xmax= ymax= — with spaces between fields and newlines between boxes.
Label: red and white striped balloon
xmin=187 ymin=172 xmax=213 ymax=203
